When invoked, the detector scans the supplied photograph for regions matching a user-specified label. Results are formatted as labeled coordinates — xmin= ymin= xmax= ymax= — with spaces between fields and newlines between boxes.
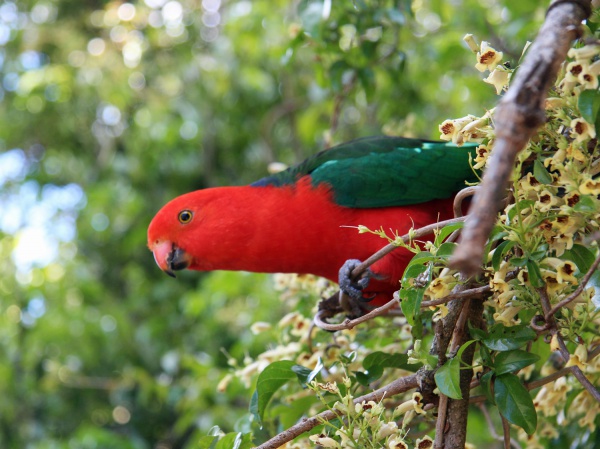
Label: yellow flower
xmin=570 ymin=118 xmax=596 ymax=142
xmin=377 ymin=422 xmax=398 ymax=439
xmin=415 ymin=436 xmax=434 ymax=449
xmin=475 ymin=41 xmax=503 ymax=72
xmin=473 ymin=143 xmax=490 ymax=169
xmin=309 ymin=434 xmax=340 ymax=448
xmin=484 ymin=67 xmax=510 ymax=94
xmin=536 ymin=189 xmax=559 ymax=212
xmin=565 ymin=60 xmax=585 ymax=82
xmin=579 ymin=68 xmax=599 ymax=89
xmin=565 ymin=344 xmax=588 ymax=369
xmin=438 ymin=115 xmax=479 ymax=144
xmin=387 ymin=437 xmax=408 ymax=449
xmin=250 ymin=321 xmax=272 ymax=334
xmin=567 ymin=44 xmax=600 ymax=61
xmin=425 ymin=275 xmax=454 ymax=299
xmin=579 ymin=177 xmax=600 ymax=195
xmin=542 ymin=258 xmax=578 ymax=285
xmin=493 ymin=304 xmax=522 ymax=326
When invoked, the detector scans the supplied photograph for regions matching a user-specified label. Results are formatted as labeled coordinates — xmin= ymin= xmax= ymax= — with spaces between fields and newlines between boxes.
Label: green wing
xmin=251 ymin=136 xmax=479 ymax=208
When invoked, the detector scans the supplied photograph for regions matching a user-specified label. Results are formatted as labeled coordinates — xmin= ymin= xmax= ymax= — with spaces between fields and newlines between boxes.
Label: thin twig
xmin=254 ymin=374 xmax=419 ymax=449
xmin=479 ymin=404 xmax=522 ymax=449
xmin=350 ymin=217 xmax=467 ymax=279
xmin=545 ymin=251 xmax=600 ymax=320
xmin=555 ymin=332 xmax=600 ymax=402
xmin=313 ymin=293 xmax=399 ymax=331
xmin=453 ymin=186 xmax=479 ymax=218
xmin=421 ymin=284 xmax=491 ymax=308
xmin=451 ymin=0 xmax=591 ymax=276
xmin=501 ymin=415 xmax=512 ymax=449
xmin=434 ymin=393 xmax=449 ymax=448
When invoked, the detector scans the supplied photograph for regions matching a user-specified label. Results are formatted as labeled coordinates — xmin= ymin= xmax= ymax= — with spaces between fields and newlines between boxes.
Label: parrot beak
xmin=151 ymin=241 xmax=192 ymax=277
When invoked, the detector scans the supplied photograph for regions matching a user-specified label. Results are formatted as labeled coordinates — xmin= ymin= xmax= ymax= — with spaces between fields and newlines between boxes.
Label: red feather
xmin=148 ymin=177 xmax=454 ymax=304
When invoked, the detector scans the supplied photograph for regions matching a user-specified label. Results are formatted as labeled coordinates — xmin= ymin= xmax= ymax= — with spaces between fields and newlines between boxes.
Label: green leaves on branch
xmin=578 ymin=89 xmax=600 ymax=130
xmin=197 ymin=429 xmax=253 ymax=449
xmin=494 ymin=373 xmax=537 ymax=435
xmin=356 ymin=351 xmax=417 ymax=386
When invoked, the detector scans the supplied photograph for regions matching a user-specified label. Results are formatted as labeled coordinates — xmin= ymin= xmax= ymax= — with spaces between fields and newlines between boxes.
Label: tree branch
xmin=254 ymin=374 xmax=419 ymax=449
xmin=451 ymin=0 xmax=591 ymax=277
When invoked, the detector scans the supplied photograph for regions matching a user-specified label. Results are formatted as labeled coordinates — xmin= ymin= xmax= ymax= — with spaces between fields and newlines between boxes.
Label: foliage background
xmin=0 ymin=0 xmax=545 ymax=447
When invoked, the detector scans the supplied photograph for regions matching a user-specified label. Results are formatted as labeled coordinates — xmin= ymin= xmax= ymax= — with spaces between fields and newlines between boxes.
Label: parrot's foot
xmin=338 ymin=259 xmax=376 ymax=303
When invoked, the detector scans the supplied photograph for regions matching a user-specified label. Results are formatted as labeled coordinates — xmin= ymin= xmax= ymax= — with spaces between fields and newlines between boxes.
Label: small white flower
xmin=570 ymin=118 xmax=596 ymax=142
xmin=475 ymin=41 xmax=503 ymax=72
xmin=484 ymin=67 xmax=510 ymax=94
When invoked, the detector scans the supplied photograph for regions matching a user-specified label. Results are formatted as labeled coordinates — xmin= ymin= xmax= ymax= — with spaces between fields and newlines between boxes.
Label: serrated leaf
xmin=434 ymin=357 xmax=462 ymax=399
xmin=494 ymin=373 xmax=537 ymax=435
xmin=494 ymin=350 xmax=540 ymax=376
xmin=578 ymin=89 xmax=600 ymax=125
xmin=482 ymin=324 xmax=536 ymax=351
xmin=251 ymin=360 xmax=296 ymax=424
xmin=533 ymin=159 xmax=553 ymax=184
xmin=480 ymin=370 xmax=495 ymax=404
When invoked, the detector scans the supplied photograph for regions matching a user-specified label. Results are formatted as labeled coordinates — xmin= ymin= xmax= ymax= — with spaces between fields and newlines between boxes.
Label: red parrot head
xmin=147 ymin=191 xmax=205 ymax=277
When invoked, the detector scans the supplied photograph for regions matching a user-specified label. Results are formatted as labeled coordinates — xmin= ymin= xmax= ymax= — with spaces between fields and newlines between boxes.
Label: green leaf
xmin=355 ymin=366 xmax=383 ymax=386
xmin=292 ymin=357 xmax=323 ymax=387
xmin=436 ymin=242 xmax=457 ymax=258
xmin=526 ymin=259 xmax=545 ymax=288
xmin=329 ymin=60 xmax=351 ymax=92
xmin=215 ymin=432 xmax=244 ymax=449
xmin=510 ymin=256 xmax=528 ymax=267
xmin=533 ymin=159 xmax=553 ymax=184
xmin=480 ymin=371 xmax=495 ymax=404
xmin=434 ymin=357 xmax=462 ymax=399
xmin=563 ymin=244 xmax=596 ymax=273
xmin=494 ymin=373 xmax=537 ymax=435
xmin=363 ymin=352 xmax=410 ymax=370
xmin=455 ymin=340 xmax=476 ymax=361
xmin=482 ymin=324 xmax=536 ymax=351
xmin=494 ymin=350 xmax=540 ymax=376
xmin=251 ymin=360 xmax=296 ymax=424
xmin=401 ymin=261 xmax=429 ymax=283
xmin=492 ymin=240 xmax=515 ymax=271
xmin=574 ymin=194 xmax=596 ymax=213
xmin=435 ymin=221 xmax=465 ymax=246
xmin=578 ymin=89 xmax=600 ymax=125
xmin=400 ymin=287 xmax=425 ymax=326
xmin=196 ymin=436 xmax=218 ymax=449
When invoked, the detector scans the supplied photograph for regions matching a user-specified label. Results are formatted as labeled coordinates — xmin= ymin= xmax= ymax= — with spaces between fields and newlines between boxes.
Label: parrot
xmin=148 ymin=136 xmax=478 ymax=311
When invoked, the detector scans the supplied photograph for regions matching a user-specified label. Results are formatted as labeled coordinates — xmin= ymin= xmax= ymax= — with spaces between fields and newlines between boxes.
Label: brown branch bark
xmin=436 ymin=299 xmax=485 ymax=449
xmin=451 ymin=0 xmax=592 ymax=277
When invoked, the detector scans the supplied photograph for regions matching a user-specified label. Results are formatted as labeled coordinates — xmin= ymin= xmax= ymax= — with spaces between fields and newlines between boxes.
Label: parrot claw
xmin=338 ymin=259 xmax=376 ymax=303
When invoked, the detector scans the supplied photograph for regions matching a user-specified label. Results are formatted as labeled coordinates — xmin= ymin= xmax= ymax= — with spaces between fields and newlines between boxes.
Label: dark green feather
xmin=251 ymin=136 xmax=479 ymax=208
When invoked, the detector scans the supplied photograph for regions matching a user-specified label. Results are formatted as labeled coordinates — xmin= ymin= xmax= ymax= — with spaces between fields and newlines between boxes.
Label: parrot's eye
xmin=178 ymin=210 xmax=193 ymax=224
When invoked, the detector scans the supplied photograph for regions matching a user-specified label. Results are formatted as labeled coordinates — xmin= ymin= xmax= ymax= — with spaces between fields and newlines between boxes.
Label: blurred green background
xmin=0 ymin=0 xmax=544 ymax=447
